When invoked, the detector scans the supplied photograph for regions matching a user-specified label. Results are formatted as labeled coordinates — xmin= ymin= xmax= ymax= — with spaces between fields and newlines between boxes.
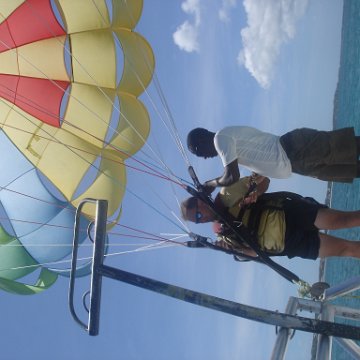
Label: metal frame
xmin=271 ymin=280 xmax=360 ymax=359
xmin=69 ymin=199 xmax=360 ymax=345
xmin=68 ymin=198 xmax=108 ymax=335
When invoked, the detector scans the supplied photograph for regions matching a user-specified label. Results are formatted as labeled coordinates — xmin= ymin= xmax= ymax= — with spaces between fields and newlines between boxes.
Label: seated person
xmin=181 ymin=177 xmax=360 ymax=260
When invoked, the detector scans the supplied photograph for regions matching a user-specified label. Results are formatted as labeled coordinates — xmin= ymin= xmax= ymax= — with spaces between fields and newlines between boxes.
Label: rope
xmin=0 ymin=241 xmax=182 ymax=273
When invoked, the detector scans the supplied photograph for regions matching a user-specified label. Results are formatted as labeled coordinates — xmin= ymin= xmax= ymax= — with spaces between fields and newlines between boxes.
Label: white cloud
xmin=238 ymin=0 xmax=309 ymax=88
xmin=173 ymin=0 xmax=201 ymax=53
xmin=218 ymin=0 xmax=237 ymax=23
xmin=182 ymin=0 xmax=201 ymax=25
xmin=173 ymin=21 xmax=200 ymax=53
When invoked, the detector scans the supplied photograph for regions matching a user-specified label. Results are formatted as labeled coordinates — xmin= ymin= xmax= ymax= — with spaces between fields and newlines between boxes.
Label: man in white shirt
xmin=187 ymin=126 xmax=360 ymax=193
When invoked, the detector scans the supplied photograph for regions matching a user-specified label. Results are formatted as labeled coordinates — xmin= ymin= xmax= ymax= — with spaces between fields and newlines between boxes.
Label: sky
xmin=0 ymin=1 xmax=345 ymax=359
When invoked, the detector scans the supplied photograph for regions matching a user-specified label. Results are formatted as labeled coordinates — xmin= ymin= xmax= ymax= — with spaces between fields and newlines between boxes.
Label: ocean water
xmin=324 ymin=1 xmax=360 ymax=359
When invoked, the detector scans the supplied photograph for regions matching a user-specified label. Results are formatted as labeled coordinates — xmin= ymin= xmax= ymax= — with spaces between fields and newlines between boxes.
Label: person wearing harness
xmin=186 ymin=126 xmax=360 ymax=194
xmin=180 ymin=176 xmax=360 ymax=260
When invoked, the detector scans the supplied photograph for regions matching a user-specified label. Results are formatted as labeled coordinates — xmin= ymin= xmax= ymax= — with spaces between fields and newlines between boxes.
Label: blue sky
xmin=0 ymin=1 xmax=345 ymax=359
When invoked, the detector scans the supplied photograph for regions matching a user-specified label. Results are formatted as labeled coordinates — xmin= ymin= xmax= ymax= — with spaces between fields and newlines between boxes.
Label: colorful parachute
xmin=0 ymin=0 xmax=154 ymax=294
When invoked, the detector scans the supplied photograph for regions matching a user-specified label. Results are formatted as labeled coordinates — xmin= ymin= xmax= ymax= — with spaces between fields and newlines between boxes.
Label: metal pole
xmin=88 ymin=200 xmax=108 ymax=336
xmin=270 ymin=297 xmax=299 ymax=360
xmin=334 ymin=338 xmax=360 ymax=359
xmin=97 ymin=264 xmax=360 ymax=341
xmin=324 ymin=276 xmax=360 ymax=301
xmin=68 ymin=199 xmax=108 ymax=336
xmin=316 ymin=304 xmax=335 ymax=360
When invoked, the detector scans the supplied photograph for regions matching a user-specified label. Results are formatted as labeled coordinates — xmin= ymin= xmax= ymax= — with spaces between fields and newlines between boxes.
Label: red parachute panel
xmin=0 ymin=0 xmax=65 ymax=53
xmin=0 ymin=74 xmax=69 ymax=127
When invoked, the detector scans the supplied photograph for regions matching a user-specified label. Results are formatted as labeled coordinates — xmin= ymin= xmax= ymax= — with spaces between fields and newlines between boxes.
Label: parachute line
xmin=0 ymin=238 xmax=186 ymax=274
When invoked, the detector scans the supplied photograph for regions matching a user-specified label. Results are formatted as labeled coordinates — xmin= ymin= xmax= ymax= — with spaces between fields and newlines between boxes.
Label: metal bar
xmin=316 ymin=304 xmax=335 ymax=360
xmin=324 ymin=276 xmax=360 ymax=301
xmin=68 ymin=199 xmax=108 ymax=335
xmin=68 ymin=199 xmax=97 ymax=331
xmin=295 ymin=297 xmax=322 ymax=315
xmin=334 ymin=305 xmax=360 ymax=321
xmin=270 ymin=297 xmax=299 ymax=360
xmin=88 ymin=200 xmax=108 ymax=336
xmin=97 ymin=264 xmax=360 ymax=341
xmin=334 ymin=338 xmax=360 ymax=359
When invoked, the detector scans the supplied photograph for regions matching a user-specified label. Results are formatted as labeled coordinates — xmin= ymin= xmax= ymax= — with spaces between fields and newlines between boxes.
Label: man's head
xmin=187 ymin=128 xmax=217 ymax=159
xmin=180 ymin=197 xmax=217 ymax=223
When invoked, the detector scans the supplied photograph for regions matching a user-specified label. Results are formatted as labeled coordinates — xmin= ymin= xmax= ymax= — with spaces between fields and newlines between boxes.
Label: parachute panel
xmin=0 ymin=0 xmax=65 ymax=52
xmin=117 ymin=29 xmax=155 ymax=96
xmin=56 ymin=0 xmax=111 ymax=33
xmin=112 ymin=0 xmax=143 ymax=29
xmin=0 ymin=230 xmax=37 ymax=281
xmin=72 ymin=155 xmax=127 ymax=218
xmin=0 ymin=1 xmax=25 ymax=21
xmin=0 ymin=46 xmax=18 ymax=74
xmin=0 ymin=75 xmax=69 ymax=127
xmin=71 ymin=30 xmax=117 ymax=88
xmin=0 ymin=267 xmax=58 ymax=295
xmin=109 ymin=92 xmax=150 ymax=157
xmin=61 ymin=83 xmax=117 ymax=147
xmin=16 ymin=36 xmax=69 ymax=81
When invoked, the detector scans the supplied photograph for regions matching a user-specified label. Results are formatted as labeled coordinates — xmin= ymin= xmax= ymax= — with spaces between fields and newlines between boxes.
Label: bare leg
xmin=314 ymin=208 xmax=360 ymax=230
xmin=318 ymin=233 xmax=360 ymax=259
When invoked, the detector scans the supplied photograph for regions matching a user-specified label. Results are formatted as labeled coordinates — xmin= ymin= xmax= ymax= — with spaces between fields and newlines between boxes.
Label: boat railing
xmin=271 ymin=280 xmax=360 ymax=359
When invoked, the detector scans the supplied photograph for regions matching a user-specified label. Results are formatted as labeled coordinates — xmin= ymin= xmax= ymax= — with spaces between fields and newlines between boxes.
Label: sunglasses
xmin=195 ymin=200 xmax=203 ymax=223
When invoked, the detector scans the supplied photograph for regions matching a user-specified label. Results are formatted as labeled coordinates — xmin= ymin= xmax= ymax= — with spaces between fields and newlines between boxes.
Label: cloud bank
xmin=173 ymin=0 xmax=201 ymax=53
xmin=238 ymin=0 xmax=309 ymax=88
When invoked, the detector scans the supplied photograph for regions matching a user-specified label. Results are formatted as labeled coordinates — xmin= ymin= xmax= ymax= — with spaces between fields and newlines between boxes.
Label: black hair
xmin=186 ymin=128 xmax=209 ymax=155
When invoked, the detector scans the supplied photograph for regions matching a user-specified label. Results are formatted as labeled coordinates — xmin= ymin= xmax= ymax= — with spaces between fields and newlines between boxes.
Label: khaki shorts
xmin=280 ymin=127 xmax=357 ymax=182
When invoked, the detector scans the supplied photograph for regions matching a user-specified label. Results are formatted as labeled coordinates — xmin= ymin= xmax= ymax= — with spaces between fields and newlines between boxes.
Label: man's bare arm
xmin=215 ymin=238 xmax=258 ymax=257
xmin=202 ymin=160 xmax=239 ymax=193
xmin=253 ymin=175 xmax=270 ymax=195
xmin=240 ymin=175 xmax=270 ymax=205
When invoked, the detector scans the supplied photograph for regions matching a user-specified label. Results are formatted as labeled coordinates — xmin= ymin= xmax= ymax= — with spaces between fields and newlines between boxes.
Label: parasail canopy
xmin=0 ymin=0 xmax=155 ymax=294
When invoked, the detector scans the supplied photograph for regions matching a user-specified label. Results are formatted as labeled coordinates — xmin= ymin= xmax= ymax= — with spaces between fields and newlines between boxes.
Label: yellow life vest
xmin=226 ymin=198 xmax=286 ymax=254
xmin=218 ymin=179 xmax=286 ymax=254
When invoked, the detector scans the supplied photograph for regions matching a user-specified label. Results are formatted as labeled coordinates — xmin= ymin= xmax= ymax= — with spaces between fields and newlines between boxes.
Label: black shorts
xmin=279 ymin=197 xmax=327 ymax=260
